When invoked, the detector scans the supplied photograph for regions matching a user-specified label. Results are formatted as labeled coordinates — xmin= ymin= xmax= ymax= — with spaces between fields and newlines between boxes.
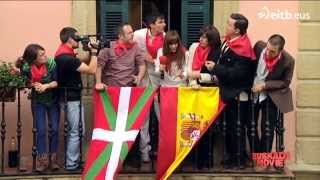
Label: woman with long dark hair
xmin=19 ymin=44 xmax=60 ymax=172
xmin=156 ymin=30 xmax=188 ymax=86
xmin=186 ymin=25 xmax=222 ymax=169
xmin=187 ymin=25 xmax=221 ymax=87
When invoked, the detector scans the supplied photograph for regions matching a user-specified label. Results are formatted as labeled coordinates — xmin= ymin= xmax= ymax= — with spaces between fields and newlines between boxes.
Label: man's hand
xmin=205 ymin=61 xmax=215 ymax=71
xmin=252 ymin=83 xmax=266 ymax=93
xmin=88 ymin=37 xmax=98 ymax=53
xmin=33 ymin=82 xmax=49 ymax=93
xmin=145 ymin=53 xmax=154 ymax=63
xmin=95 ymin=83 xmax=106 ymax=91
xmin=132 ymin=75 xmax=141 ymax=86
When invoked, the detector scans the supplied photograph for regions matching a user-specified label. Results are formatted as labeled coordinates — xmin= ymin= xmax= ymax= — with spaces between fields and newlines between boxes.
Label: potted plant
xmin=0 ymin=61 xmax=26 ymax=102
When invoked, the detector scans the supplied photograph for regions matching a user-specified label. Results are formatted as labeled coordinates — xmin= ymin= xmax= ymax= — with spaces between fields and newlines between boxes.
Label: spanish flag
xmin=156 ymin=87 xmax=225 ymax=180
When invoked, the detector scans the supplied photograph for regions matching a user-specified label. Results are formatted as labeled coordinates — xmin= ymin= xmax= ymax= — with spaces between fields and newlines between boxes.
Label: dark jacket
xmin=199 ymin=48 xmax=221 ymax=87
xmin=213 ymin=41 xmax=256 ymax=102
xmin=254 ymin=41 xmax=295 ymax=113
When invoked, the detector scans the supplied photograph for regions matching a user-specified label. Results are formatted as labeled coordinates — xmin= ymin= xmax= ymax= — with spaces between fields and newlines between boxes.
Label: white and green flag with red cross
xmin=82 ymin=86 xmax=156 ymax=180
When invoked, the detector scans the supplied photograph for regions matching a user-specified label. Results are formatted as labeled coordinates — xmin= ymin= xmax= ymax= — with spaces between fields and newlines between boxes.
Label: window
xmin=97 ymin=0 xmax=212 ymax=47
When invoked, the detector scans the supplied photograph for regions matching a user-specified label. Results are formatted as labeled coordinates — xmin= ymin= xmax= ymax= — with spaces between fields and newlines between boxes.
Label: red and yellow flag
xmin=156 ymin=87 xmax=225 ymax=180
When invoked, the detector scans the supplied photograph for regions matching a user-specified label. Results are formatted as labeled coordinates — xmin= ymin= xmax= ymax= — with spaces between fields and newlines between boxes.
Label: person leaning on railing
xmin=17 ymin=44 xmax=60 ymax=172
xmin=54 ymin=27 xmax=97 ymax=171
xmin=186 ymin=24 xmax=222 ymax=169
xmin=187 ymin=24 xmax=221 ymax=88
xmin=251 ymin=34 xmax=295 ymax=153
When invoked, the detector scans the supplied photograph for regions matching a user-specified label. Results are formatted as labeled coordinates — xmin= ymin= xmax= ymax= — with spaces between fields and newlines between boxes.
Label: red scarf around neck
xmin=192 ymin=45 xmax=211 ymax=71
xmin=114 ymin=40 xmax=135 ymax=57
xmin=264 ymin=50 xmax=282 ymax=72
xmin=146 ymin=30 xmax=164 ymax=59
xmin=225 ymin=34 xmax=256 ymax=60
xmin=55 ymin=44 xmax=75 ymax=57
xmin=31 ymin=64 xmax=47 ymax=83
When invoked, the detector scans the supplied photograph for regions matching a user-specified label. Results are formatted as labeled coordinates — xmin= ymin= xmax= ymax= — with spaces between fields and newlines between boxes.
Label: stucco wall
xmin=293 ymin=1 xmax=320 ymax=179
xmin=0 ymin=1 xmax=71 ymax=166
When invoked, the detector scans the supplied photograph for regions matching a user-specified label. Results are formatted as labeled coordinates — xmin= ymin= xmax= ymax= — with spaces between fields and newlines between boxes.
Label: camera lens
xmin=72 ymin=35 xmax=82 ymax=42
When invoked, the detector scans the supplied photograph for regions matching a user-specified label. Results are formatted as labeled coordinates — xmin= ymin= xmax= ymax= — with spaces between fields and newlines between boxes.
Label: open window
xmin=97 ymin=0 xmax=212 ymax=47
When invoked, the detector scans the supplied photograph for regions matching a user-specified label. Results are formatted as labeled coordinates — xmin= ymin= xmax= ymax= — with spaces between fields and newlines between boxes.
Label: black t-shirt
xmin=55 ymin=54 xmax=82 ymax=101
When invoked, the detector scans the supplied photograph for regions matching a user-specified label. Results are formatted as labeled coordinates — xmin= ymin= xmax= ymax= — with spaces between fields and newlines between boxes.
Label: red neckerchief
xmin=225 ymin=34 xmax=256 ymax=60
xmin=114 ymin=40 xmax=135 ymax=57
xmin=55 ymin=44 xmax=75 ymax=57
xmin=264 ymin=51 xmax=282 ymax=72
xmin=192 ymin=45 xmax=211 ymax=71
xmin=146 ymin=30 xmax=164 ymax=59
xmin=31 ymin=64 xmax=47 ymax=83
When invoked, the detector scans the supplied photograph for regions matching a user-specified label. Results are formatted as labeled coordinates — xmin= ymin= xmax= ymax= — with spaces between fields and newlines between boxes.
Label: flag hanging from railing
xmin=156 ymin=87 xmax=225 ymax=180
xmin=82 ymin=86 xmax=156 ymax=180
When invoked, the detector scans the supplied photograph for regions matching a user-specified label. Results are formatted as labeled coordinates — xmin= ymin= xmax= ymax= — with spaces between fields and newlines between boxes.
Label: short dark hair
xmin=145 ymin=13 xmax=165 ymax=28
xmin=268 ymin=34 xmax=285 ymax=51
xmin=230 ymin=13 xmax=248 ymax=35
xmin=59 ymin=27 xmax=78 ymax=43
xmin=200 ymin=24 xmax=221 ymax=50
xmin=22 ymin=44 xmax=45 ymax=64
xmin=116 ymin=22 xmax=132 ymax=36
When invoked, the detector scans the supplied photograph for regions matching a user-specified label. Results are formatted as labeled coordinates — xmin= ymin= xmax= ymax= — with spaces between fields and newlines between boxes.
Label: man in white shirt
xmin=134 ymin=13 xmax=166 ymax=162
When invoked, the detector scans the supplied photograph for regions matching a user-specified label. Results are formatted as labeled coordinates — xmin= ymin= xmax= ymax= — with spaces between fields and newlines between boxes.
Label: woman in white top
xmin=187 ymin=25 xmax=221 ymax=87
xmin=156 ymin=30 xmax=188 ymax=87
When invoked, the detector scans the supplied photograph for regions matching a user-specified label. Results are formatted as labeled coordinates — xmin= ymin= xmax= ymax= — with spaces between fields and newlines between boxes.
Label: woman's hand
xmin=188 ymin=71 xmax=201 ymax=79
xmin=204 ymin=61 xmax=215 ymax=71
xmin=159 ymin=64 xmax=166 ymax=71
xmin=33 ymin=82 xmax=50 ymax=93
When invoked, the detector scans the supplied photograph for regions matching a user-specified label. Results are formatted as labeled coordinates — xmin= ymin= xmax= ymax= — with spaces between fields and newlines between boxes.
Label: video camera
xmin=73 ymin=34 xmax=110 ymax=52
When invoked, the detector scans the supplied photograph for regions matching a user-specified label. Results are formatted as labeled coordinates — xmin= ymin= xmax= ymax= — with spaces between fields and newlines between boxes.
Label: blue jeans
xmin=32 ymin=103 xmax=60 ymax=155
xmin=61 ymin=101 xmax=84 ymax=169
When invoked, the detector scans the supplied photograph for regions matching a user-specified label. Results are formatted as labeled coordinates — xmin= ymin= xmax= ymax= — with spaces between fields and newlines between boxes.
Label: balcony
xmin=0 ymin=87 xmax=294 ymax=180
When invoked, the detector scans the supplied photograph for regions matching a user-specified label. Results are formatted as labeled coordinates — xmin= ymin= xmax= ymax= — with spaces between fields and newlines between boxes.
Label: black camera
xmin=73 ymin=34 xmax=110 ymax=52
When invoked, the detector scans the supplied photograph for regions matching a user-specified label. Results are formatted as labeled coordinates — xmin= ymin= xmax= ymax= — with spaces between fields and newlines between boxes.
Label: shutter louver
xmin=181 ymin=0 xmax=211 ymax=47
xmin=100 ymin=0 xmax=129 ymax=41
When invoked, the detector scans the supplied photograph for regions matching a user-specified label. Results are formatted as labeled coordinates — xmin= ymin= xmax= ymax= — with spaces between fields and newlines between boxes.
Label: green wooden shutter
xmin=100 ymin=0 xmax=129 ymax=41
xmin=181 ymin=0 xmax=212 ymax=47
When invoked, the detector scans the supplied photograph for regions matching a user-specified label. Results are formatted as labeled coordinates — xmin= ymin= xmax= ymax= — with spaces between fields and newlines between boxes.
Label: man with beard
xmin=55 ymin=27 xmax=97 ymax=171
xmin=95 ymin=23 xmax=146 ymax=89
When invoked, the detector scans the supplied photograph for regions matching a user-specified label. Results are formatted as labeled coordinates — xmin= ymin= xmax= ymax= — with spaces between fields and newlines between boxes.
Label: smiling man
xmin=133 ymin=13 xmax=166 ymax=163
xmin=95 ymin=23 xmax=146 ymax=89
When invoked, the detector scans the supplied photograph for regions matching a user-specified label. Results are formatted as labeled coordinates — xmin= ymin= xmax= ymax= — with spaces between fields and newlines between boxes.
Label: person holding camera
xmin=95 ymin=23 xmax=146 ymax=89
xmin=54 ymin=27 xmax=97 ymax=171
